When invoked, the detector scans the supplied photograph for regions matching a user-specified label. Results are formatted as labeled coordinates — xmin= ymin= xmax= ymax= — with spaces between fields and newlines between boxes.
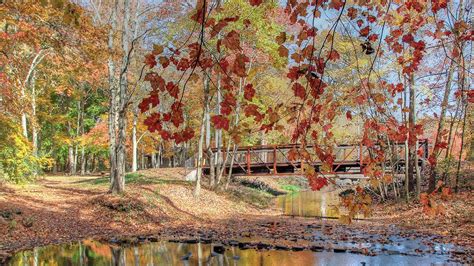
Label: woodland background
xmin=0 ymin=0 xmax=472 ymax=201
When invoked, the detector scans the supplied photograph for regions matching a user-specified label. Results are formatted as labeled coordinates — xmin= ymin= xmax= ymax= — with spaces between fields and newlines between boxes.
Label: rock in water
xmin=181 ymin=252 xmax=192 ymax=260
xmin=213 ymin=245 xmax=225 ymax=254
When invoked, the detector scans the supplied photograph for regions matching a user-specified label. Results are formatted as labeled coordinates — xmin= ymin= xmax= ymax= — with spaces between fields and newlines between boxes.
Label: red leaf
xmin=144 ymin=54 xmax=157 ymax=68
xmin=402 ymin=33 xmax=414 ymax=43
xmin=327 ymin=50 xmax=340 ymax=61
xmin=166 ymin=82 xmax=179 ymax=99
xmin=287 ymin=66 xmax=301 ymax=81
xmin=360 ymin=26 xmax=370 ymax=37
xmin=244 ymin=104 xmax=264 ymax=122
xmin=145 ymin=72 xmax=166 ymax=91
xmin=249 ymin=0 xmax=263 ymax=6
xmin=292 ymin=82 xmax=306 ymax=99
xmin=368 ymin=34 xmax=378 ymax=42
xmin=233 ymin=53 xmax=249 ymax=77
xmin=210 ymin=16 xmax=239 ymax=38
xmin=308 ymin=175 xmax=328 ymax=191
xmin=160 ymin=130 xmax=171 ymax=140
xmin=411 ymin=40 xmax=425 ymax=50
xmin=244 ymin=84 xmax=256 ymax=101
xmin=190 ymin=5 xmax=205 ymax=23
xmin=347 ymin=7 xmax=358 ymax=19
xmin=222 ymin=30 xmax=241 ymax=50
xmin=139 ymin=92 xmax=160 ymax=113
xmin=143 ymin=113 xmax=162 ymax=132
xmin=329 ymin=0 xmax=344 ymax=10
xmin=468 ymin=90 xmax=474 ymax=103
xmin=346 ymin=111 xmax=352 ymax=120
xmin=176 ymin=58 xmax=191 ymax=71
xmin=211 ymin=115 xmax=230 ymax=130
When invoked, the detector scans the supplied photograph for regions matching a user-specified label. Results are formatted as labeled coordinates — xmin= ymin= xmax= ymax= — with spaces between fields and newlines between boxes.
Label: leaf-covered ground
xmin=0 ymin=170 xmax=472 ymax=264
xmin=371 ymin=191 xmax=474 ymax=248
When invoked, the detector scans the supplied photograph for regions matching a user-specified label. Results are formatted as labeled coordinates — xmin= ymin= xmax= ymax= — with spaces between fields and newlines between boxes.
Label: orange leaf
xmin=278 ymin=45 xmax=289 ymax=58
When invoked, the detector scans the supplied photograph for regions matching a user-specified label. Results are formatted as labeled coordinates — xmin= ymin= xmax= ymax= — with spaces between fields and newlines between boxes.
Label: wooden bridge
xmin=203 ymin=140 xmax=429 ymax=177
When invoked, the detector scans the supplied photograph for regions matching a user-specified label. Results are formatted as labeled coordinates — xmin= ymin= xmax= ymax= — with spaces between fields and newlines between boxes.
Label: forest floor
xmin=0 ymin=168 xmax=472 ymax=264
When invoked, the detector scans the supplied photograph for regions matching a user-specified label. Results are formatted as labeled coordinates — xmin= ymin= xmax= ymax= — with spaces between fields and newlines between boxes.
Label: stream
xmin=275 ymin=188 xmax=342 ymax=218
xmin=7 ymin=239 xmax=457 ymax=266
xmin=6 ymin=190 xmax=467 ymax=265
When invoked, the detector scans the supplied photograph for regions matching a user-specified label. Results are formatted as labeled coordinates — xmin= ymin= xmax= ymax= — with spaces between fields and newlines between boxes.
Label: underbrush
xmin=226 ymin=185 xmax=275 ymax=209
xmin=90 ymin=191 xmax=165 ymax=225
xmin=93 ymin=194 xmax=146 ymax=213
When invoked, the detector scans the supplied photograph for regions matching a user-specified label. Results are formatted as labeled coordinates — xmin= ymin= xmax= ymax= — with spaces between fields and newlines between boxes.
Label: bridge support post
xmin=246 ymin=148 xmax=251 ymax=174
xmin=273 ymin=146 xmax=277 ymax=174
xmin=359 ymin=143 xmax=362 ymax=165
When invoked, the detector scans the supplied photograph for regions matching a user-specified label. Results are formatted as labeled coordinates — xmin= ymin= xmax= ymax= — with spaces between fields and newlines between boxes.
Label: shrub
xmin=0 ymin=116 xmax=49 ymax=183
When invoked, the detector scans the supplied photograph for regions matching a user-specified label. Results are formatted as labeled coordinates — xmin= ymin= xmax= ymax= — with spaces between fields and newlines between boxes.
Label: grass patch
xmin=87 ymin=172 xmax=193 ymax=186
xmin=280 ymin=184 xmax=301 ymax=193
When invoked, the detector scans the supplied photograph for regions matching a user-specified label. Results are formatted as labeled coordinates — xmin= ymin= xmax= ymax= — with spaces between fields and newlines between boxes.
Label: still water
xmin=275 ymin=188 xmax=342 ymax=218
xmin=8 ymin=240 xmax=454 ymax=266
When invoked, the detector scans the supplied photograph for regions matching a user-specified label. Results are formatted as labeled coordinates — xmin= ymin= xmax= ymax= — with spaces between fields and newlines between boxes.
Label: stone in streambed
xmin=291 ymin=246 xmax=305 ymax=251
xmin=213 ymin=245 xmax=225 ymax=254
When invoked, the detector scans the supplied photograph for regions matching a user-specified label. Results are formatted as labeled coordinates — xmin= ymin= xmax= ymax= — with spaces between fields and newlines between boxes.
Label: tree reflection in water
xmin=8 ymin=239 xmax=448 ymax=265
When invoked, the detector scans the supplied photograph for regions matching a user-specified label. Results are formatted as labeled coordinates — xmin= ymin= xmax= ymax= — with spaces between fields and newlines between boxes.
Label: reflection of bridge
xmin=203 ymin=140 xmax=429 ymax=177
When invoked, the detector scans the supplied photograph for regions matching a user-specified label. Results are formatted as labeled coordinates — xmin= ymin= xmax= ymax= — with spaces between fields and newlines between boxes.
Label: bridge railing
xmin=204 ymin=139 xmax=428 ymax=168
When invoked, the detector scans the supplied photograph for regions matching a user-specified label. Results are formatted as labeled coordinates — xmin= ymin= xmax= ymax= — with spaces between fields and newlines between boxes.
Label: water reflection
xmin=8 ymin=240 xmax=451 ymax=266
xmin=275 ymin=188 xmax=341 ymax=218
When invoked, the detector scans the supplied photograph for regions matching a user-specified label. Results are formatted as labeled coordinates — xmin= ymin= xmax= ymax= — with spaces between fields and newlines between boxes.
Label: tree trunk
xmin=455 ymin=97 xmax=468 ymax=192
xmin=68 ymin=144 xmax=75 ymax=175
xmin=402 ymin=73 xmax=410 ymax=202
xmin=407 ymin=73 xmax=416 ymax=194
xmin=80 ymin=147 xmax=86 ymax=176
xmin=90 ymin=154 xmax=95 ymax=173
xmin=21 ymin=112 xmax=28 ymax=139
xmin=415 ymin=140 xmax=421 ymax=197
xmin=110 ymin=0 xmax=132 ymax=194
xmin=79 ymin=99 xmax=86 ymax=176
xmin=132 ymin=110 xmax=138 ymax=172
xmin=194 ymin=112 xmax=206 ymax=197
xmin=429 ymin=58 xmax=455 ymax=191
xmin=225 ymin=145 xmax=237 ymax=190
xmin=215 ymin=74 xmax=222 ymax=184
xmin=223 ymin=77 xmax=245 ymax=189
xmin=151 ymin=152 xmax=156 ymax=168
xmin=31 ymin=70 xmax=38 ymax=158
xmin=72 ymin=101 xmax=81 ymax=175
xmin=21 ymin=49 xmax=48 ymax=139
xmin=111 ymin=247 xmax=125 ymax=266
xmin=455 ymin=38 xmax=468 ymax=192
xmin=203 ymin=76 xmax=215 ymax=187
xmin=107 ymin=0 xmax=118 ymax=190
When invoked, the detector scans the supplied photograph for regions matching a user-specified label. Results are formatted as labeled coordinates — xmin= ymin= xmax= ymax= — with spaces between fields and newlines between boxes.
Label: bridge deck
xmin=203 ymin=140 xmax=428 ymax=177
